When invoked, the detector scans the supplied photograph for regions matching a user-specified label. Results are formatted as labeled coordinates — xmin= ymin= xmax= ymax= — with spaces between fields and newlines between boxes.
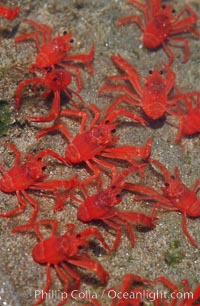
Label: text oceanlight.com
xmin=34 ymin=289 xmax=194 ymax=302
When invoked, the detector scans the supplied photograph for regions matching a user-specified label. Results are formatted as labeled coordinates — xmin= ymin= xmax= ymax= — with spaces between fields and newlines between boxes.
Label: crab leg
xmin=0 ymin=191 xmax=26 ymax=218
xmin=31 ymin=176 xmax=78 ymax=191
xmin=99 ymin=84 xmax=138 ymax=100
xmin=36 ymin=149 xmax=67 ymax=164
xmin=168 ymin=36 xmax=190 ymax=64
xmin=117 ymin=211 xmax=157 ymax=228
xmin=117 ymin=14 xmax=144 ymax=30
xmin=192 ymin=283 xmax=200 ymax=302
xmin=182 ymin=213 xmax=198 ymax=248
xmin=82 ymin=160 xmax=103 ymax=187
xmin=105 ymin=95 xmax=141 ymax=114
xmin=92 ymin=157 xmax=118 ymax=181
xmin=0 ymin=6 xmax=20 ymax=20
xmin=27 ymin=91 xmax=61 ymax=122
xmin=111 ymin=54 xmax=143 ymax=95
xmin=33 ymin=263 xmax=52 ymax=306
xmin=0 ymin=165 xmax=7 ymax=175
xmin=36 ymin=123 xmax=73 ymax=142
xmin=162 ymin=42 xmax=175 ymax=66
xmin=113 ymin=215 xmax=136 ymax=247
xmin=105 ymin=108 xmax=148 ymax=125
xmin=61 ymin=262 xmax=81 ymax=289
xmin=15 ymin=77 xmax=44 ymax=110
xmin=59 ymin=63 xmax=83 ymax=92
xmin=63 ymin=44 xmax=95 ymax=75
xmin=78 ymin=227 xmax=111 ymax=252
xmin=110 ymin=164 xmax=142 ymax=187
xmin=171 ymin=6 xmax=200 ymax=35
xmin=15 ymin=31 xmax=41 ymax=51
xmin=123 ymin=182 xmax=172 ymax=205
xmin=101 ymin=138 xmax=152 ymax=163
xmin=192 ymin=179 xmax=200 ymax=193
xmin=25 ymin=19 xmax=53 ymax=44
xmin=6 ymin=143 xmax=21 ymax=165
xmin=60 ymin=109 xmax=89 ymax=133
xmin=65 ymin=87 xmax=86 ymax=109
xmin=54 ymin=265 xmax=70 ymax=306
xmin=103 ymin=218 xmax=123 ymax=251
xmin=86 ymin=104 xmax=101 ymax=128
xmin=67 ymin=257 xmax=109 ymax=285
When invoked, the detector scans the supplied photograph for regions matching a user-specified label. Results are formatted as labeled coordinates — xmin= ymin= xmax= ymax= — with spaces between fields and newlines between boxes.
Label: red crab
xmin=12 ymin=220 xmax=110 ymax=306
xmin=15 ymin=19 xmax=94 ymax=83
xmin=117 ymin=0 xmax=200 ymax=65
xmin=153 ymin=276 xmax=200 ymax=306
xmin=15 ymin=67 xmax=85 ymax=122
xmin=88 ymin=273 xmax=156 ymax=306
xmin=36 ymin=103 xmax=151 ymax=186
xmin=99 ymin=53 xmax=183 ymax=120
xmin=74 ymin=166 xmax=157 ymax=251
xmin=128 ymin=158 xmax=200 ymax=248
xmin=0 ymin=143 xmax=78 ymax=222
xmin=169 ymin=91 xmax=200 ymax=143
xmin=0 ymin=5 xmax=20 ymax=20
xmin=109 ymin=273 xmax=156 ymax=306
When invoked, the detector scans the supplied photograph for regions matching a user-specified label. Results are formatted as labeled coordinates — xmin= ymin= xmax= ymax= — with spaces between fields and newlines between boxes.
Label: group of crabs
xmin=1 ymin=1 xmax=200 ymax=305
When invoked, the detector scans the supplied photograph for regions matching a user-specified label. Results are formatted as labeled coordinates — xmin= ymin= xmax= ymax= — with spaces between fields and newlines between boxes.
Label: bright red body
xmin=15 ymin=68 xmax=85 ymax=122
xmin=34 ymin=36 xmax=73 ymax=68
xmin=16 ymin=68 xmax=71 ymax=109
xmin=0 ymin=143 xmax=78 ymax=221
xmin=0 ymin=157 xmax=45 ymax=193
xmin=33 ymin=236 xmax=67 ymax=264
xmin=117 ymin=0 xmax=200 ymax=65
xmin=65 ymin=123 xmax=116 ymax=163
xmin=143 ymin=13 xmax=171 ymax=49
xmin=76 ymin=167 xmax=157 ymax=251
xmin=131 ymin=158 xmax=200 ymax=247
xmin=170 ymin=92 xmax=200 ymax=143
xmin=99 ymin=54 xmax=182 ymax=120
xmin=36 ymin=103 xmax=151 ymax=186
xmin=13 ymin=220 xmax=110 ymax=306
xmin=15 ymin=19 xmax=95 ymax=75
xmin=0 ymin=5 xmax=20 ymax=20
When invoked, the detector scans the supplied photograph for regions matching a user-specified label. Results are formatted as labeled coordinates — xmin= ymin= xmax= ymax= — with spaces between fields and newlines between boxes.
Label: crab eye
xmin=42 ymin=166 xmax=46 ymax=171
xmin=172 ymin=9 xmax=176 ymax=13
xmin=116 ymin=194 xmax=121 ymax=198
xmin=63 ymin=30 xmax=68 ymax=35
xmin=111 ymin=129 xmax=116 ymax=133
xmin=46 ymin=67 xmax=52 ymax=73
xmin=70 ymin=38 xmax=74 ymax=44
xmin=164 ymin=182 xmax=169 ymax=187
xmin=149 ymin=70 xmax=153 ymax=75
xmin=160 ymin=70 xmax=163 ymax=75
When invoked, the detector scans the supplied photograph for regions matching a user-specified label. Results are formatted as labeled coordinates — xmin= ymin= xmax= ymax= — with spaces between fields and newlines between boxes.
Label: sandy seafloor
xmin=0 ymin=0 xmax=200 ymax=305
